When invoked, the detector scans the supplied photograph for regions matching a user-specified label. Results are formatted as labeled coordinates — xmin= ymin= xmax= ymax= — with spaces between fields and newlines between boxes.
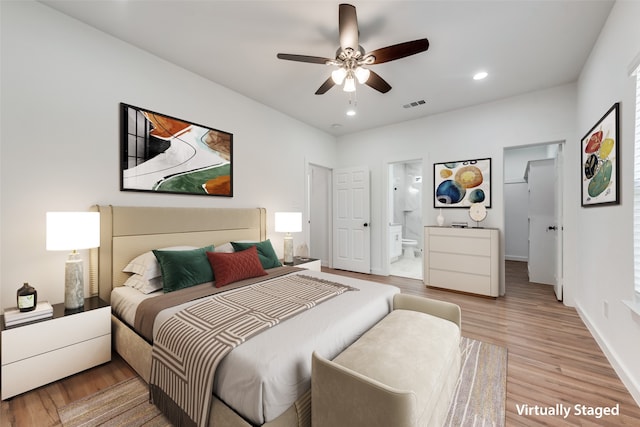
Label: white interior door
xmin=332 ymin=166 xmax=371 ymax=273
xmin=527 ymin=159 xmax=557 ymax=285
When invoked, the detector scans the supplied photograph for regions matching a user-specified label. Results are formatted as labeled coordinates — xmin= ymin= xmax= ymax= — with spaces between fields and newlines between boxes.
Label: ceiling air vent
xmin=403 ymin=99 xmax=426 ymax=109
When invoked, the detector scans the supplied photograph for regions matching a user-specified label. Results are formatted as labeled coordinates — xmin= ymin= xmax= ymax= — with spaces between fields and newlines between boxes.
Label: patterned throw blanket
xmin=149 ymin=274 xmax=357 ymax=427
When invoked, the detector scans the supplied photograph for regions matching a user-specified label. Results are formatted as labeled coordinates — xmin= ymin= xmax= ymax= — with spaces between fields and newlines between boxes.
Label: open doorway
xmin=307 ymin=163 xmax=332 ymax=267
xmin=388 ymin=160 xmax=423 ymax=280
xmin=504 ymin=142 xmax=564 ymax=300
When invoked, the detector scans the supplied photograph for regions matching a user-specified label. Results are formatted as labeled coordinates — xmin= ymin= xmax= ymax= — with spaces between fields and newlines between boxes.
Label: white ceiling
xmin=39 ymin=0 xmax=614 ymax=136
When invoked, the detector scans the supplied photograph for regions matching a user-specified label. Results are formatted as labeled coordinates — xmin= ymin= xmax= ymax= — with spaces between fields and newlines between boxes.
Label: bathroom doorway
xmin=388 ymin=160 xmax=423 ymax=279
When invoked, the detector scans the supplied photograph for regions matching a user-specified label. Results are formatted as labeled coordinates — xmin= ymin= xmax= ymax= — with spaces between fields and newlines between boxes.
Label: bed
xmin=90 ymin=205 xmax=399 ymax=427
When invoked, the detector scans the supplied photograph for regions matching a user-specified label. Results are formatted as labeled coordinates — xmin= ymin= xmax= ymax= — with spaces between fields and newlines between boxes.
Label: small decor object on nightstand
xmin=17 ymin=283 xmax=37 ymax=312
xmin=469 ymin=203 xmax=487 ymax=228
xmin=4 ymin=301 xmax=53 ymax=327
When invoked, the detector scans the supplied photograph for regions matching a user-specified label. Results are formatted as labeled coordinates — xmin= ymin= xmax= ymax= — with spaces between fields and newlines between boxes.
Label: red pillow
xmin=206 ymin=245 xmax=267 ymax=288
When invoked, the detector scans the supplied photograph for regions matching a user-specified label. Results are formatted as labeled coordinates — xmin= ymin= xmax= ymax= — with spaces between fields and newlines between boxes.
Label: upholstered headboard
xmin=90 ymin=205 xmax=267 ymax=303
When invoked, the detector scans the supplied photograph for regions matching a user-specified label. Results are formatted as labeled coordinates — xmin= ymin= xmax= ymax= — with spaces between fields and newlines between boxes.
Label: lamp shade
xmin=274 ymin=212 xmax=302 ymax=233
xmin=46 ymin=212 xmax=100 ymax=251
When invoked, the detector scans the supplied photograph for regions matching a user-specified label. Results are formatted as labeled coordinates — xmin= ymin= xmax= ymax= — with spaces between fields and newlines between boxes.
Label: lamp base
xmin=283 ymin=235 xmax=294 ymax=265
xmin=64 ymin=252 xmax=84 ymax=309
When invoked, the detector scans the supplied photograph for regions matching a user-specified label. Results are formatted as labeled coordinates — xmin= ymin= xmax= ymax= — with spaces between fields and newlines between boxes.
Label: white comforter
xmin=112 ymin=270 xmax=399 ymax=425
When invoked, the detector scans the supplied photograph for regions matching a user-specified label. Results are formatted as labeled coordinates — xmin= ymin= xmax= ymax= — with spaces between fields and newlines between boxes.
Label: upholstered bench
xmin=312 ymin=293 xmax=461 ymax=427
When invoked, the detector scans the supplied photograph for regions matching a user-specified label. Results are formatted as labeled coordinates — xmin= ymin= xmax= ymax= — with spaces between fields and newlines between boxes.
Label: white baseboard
xmin=575 ymin=302 xmax=640 ymax=406
xmin=370 ymin=268 xmax=385 ymax=276
xmin=505 ymin=255 xmax=528 ymax=262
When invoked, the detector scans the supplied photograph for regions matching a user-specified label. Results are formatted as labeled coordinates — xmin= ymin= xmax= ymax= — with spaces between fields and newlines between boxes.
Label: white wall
xmin=504 ymin=145 xmax=550 ymax=182
xmin=575 ymin=0 xmax=640 ymax=404
xmin=336 ymin=84 xmax=578 ymax=298
xmin=503 ymin=182 xmax=528 ymax=261
xmin=0 ymin=1 xmax=337 ymax=309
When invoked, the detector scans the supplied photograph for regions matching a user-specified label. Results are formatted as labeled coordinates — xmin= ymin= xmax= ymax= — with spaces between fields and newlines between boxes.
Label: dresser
xmin=424 ymin=226 xmax=499 ymax=297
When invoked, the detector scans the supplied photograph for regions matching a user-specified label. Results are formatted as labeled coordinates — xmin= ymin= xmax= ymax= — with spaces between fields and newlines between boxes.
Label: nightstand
xmin=288 ymin=256 xmax=321 ymax=271
xmin=1 ymin=296 xmax=111 ymax=400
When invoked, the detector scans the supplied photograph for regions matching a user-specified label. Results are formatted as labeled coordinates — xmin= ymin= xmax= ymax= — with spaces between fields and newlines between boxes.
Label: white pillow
xmin=123 ymin=246 xmax=197 ymax=280
xmin=214 ymin=242 xmax=235 ymax=253
xmin=123 ymin=274 xmax=163 ymax=294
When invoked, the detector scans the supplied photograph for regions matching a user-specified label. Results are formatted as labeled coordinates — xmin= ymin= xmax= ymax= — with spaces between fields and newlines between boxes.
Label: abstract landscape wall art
xmin=120 ymin=103 xmax=233 ymax=197
xmin=434 ymin=158 xmax=491 ymax=208
xmin=581 ymin=102 xmax=619 ymax=207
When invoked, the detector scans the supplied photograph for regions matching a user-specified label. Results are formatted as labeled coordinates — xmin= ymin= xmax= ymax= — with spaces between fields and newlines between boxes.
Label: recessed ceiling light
xmin=346 ymin=109 xmax=356 ymax=116
xmin=473 ymin=71 xmax=488 ymax=80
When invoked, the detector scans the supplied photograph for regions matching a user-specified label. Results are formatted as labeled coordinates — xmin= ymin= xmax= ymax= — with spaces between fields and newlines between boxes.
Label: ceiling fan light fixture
xmin=331 ymin=68 xmax=347 ymax=85
xmin=343 ymin=75 xmax=356 ymax=92
xmin=354 ymin=67 xmax=370 ymax=84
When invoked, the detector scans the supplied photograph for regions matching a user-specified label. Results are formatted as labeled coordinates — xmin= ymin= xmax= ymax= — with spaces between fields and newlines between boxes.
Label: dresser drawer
xmin=428 ymin=269 xmax=492 ymax=295
xmin=429 ymin=234 xmax=492 ymax=257
xmin=429 ymin=252 xmax=491 ymax=276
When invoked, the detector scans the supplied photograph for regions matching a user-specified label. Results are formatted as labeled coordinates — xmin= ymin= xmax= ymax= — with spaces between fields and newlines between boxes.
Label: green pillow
xmin=231 ymin=240 xmax=282 ymax=269
xmin=153 ymin=245 xmax=215 ymax=292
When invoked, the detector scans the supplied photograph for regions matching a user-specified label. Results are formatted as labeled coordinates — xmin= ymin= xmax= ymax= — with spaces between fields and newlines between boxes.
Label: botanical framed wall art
xmin=581 ymin=102 xmax=619 ymax=207
xmin=434 ymin=158 xmax=491 ymax=208
xmin=120 ymin=103 xmax=233 ymax=197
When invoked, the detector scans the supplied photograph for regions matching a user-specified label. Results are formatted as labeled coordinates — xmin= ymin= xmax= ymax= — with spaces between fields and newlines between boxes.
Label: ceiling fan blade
xmin=365 ymin=70 xmax=392 ymax=93
xmin=366 ymin=39 xmax=429 ymax=64
xmin=315 ymin=77 xmax=336 ymax=95
xmin=277 ymin=53 xmax=332 ymax=64
xmin=339 ymin=4 xmax=359 ymax=53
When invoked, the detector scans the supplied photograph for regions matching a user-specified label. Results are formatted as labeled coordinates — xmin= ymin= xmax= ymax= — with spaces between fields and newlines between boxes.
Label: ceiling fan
xmin=277 ymin=3 xmax=429 ymax=95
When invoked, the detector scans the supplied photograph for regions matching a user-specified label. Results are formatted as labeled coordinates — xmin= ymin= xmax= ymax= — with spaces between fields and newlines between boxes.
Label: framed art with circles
xmin=581 ymin=102 xmax=619 ymax=207
xmin=434 ymin=158 xmax=491 ymax=208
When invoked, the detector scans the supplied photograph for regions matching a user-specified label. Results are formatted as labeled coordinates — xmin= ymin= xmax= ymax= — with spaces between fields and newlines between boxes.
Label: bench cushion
xmin=331 ymin=309 xmax=461 ymax=426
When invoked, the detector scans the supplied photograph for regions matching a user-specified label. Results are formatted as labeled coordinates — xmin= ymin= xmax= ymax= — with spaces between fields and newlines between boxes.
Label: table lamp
xmin=46 ymin=212 xmax=100 ymax=309
xmin=274 ymin=212 xmax=302 ymax=265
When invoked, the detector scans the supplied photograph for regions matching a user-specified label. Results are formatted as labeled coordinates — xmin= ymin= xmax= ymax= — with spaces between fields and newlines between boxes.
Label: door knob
xmin=364 ymin=223 xmax=369 ymax=227
xmin=548 ymin=226 xmax=557 ymax=231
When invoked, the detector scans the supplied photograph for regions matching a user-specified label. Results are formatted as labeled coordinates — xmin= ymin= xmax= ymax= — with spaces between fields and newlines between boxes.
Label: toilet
xmin=401 ymin=239 xmax=418 ymax=258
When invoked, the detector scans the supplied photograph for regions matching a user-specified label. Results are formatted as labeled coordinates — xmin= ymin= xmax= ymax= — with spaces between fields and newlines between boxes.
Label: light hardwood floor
xmin=2 ymin=261 xmax=639 ymax=426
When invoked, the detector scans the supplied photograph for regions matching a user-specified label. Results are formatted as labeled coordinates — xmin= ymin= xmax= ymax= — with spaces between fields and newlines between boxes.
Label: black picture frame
xmin=581 ymin=102 xmax=619 ymax=207
xmin=120 ymin=103 xmax=233 ymax=197
xmin=434 ymin=158 xmax=491 ymax=208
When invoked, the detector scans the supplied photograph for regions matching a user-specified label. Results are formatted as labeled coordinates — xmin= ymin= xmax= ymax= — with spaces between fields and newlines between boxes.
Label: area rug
xmin=58 ymin=337 xmax=506 ymax=427
xmin=58 ymin=376 xmax=170 ymax=427
xmin=444 ymin=337 xmax=508 ymax=427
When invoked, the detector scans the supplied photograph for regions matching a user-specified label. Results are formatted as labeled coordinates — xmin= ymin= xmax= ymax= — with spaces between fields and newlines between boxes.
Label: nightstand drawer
xmin=1 ymin=305 xmax=110 ymax=364
xmin=1 ymin=334 xmax=110 ymax=399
